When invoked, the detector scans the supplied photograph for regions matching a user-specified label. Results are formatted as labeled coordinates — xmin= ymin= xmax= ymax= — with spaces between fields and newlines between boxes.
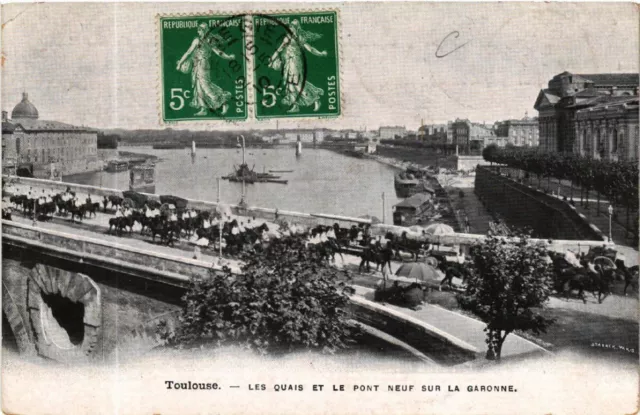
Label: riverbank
xmin=118 ymin=150 xmax=158 ymax=162
xmin=375 ymin=146 xmax=457 ymax=169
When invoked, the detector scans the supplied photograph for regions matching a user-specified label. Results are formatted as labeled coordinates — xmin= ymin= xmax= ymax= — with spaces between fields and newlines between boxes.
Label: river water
xmin=64 ymin=146 xmax=402 ymax=221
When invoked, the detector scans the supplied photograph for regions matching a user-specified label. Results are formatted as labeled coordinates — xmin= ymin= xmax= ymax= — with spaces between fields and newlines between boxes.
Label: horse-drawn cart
xmin=122 ymin=190 xmax=148 ymax=209
xmin=159 ymin=195 xmax=188 ymax=211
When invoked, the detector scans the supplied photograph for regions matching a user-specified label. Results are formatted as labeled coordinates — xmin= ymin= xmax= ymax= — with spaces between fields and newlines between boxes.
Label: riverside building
xmin=1 ymin=93 xmax=100 ymax=177
xmin=534 ymin=71 xmax=639 ymax=160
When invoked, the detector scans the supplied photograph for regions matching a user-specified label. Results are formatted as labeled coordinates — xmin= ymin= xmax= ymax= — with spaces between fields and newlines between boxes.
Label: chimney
xmin=1 ymin=111 xmax=7 ymax=121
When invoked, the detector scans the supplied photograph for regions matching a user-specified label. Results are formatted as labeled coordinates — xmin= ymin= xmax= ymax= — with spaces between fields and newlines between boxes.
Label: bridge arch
xmin=27 ymin=264 xmax=103 ymax=363
xmin=2 ymin=280 xmax=36 ymax=356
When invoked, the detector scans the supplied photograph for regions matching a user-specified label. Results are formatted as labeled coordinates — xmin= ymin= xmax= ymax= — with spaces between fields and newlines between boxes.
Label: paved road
xmin=5 ymin=206 xmax=244 ymax=272
xmin=352 ymin=285 xmax=548 ymax=360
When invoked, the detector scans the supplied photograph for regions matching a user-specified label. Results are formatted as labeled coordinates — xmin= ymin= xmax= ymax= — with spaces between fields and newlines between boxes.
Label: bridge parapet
xmin=2 ymin=220 xmax=230 ymax=286
xmin=370 ymin=224 xmax=614 ymax=257
xmin=2 ymin=220 xmax=482 ymax=365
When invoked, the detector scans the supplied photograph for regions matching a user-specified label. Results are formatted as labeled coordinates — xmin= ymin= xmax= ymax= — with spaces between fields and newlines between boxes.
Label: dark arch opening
xmin=2 ymin=310 xmax=19 ymax=353
xmin=41 ymin=293 xmax=85 ymax=346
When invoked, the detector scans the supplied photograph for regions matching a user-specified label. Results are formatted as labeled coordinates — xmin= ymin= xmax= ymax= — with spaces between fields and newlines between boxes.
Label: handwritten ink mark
xmin=435 ymin=31 xmax=471 ymax=58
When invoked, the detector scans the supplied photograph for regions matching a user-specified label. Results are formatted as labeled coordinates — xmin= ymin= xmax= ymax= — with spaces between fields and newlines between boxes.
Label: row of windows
xmin=578 ymin=126 xmax=640 ymax=159
xmin=19 ymin=135 xmax=96 ymax=148
xmin=24 ymin=147 xmax=96 ymax=163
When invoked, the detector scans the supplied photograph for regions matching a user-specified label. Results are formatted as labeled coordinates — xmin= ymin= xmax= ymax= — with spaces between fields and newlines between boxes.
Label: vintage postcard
xmin=1 ymin=2 xmax=638 ymax=415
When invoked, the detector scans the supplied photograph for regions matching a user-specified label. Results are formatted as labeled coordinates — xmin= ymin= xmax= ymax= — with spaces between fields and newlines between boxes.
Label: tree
xmin=160 ymin=237 xmax=358 ymax=354
xmin=97 ymin=133 xmax=120 ymax=149
xmin=456 ymin=223 xmax=555 ymax=361
xmin=482 ymin=144 xmax=499 ymax=165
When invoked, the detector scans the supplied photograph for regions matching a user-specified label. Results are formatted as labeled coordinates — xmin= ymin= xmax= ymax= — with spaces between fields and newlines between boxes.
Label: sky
xmin=1 ymin=2 xmax=638 ymax=131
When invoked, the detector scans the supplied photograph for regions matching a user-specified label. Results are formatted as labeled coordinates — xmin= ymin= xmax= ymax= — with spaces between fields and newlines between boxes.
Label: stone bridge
xmin=3 ymin=176 xmax=613 ymax=365
xmin=2 ymin=221 xmax=481 ymax=366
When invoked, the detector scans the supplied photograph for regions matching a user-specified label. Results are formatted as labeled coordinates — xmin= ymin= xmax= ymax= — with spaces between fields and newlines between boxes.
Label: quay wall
xmin=4 ymin=176 xmax=371 ymax=228
xmin=454 ymin=155 xmax=492 ymax=172
xmin=474 ymin=166 xmax=604 ymax=241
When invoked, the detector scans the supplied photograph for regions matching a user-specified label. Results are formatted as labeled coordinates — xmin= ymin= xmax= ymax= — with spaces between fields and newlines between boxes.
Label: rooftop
xmin=2 ymin=118 xmax=96 ymax=133
xmin=11 ymin=92 xmax=39 ymax=120
xmin=394 ymin=193 xmax=431 ymax=209
xmin=576 ymin=96 xmax=639 ymax=113
xmin=575 ymin=73 xmax=639 ymax=86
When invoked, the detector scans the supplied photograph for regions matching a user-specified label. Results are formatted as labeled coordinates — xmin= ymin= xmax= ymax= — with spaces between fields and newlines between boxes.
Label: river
xmin=64 ymin=147 xmax=402 ymax=221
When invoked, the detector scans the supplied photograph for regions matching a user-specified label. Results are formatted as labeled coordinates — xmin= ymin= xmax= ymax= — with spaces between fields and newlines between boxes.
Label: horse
xmin=83 ymin=202 xmax=100 ymax=218
xmin=385 ymin=232 xmax=422 ymax=262
xmin=52 ymin=194 xmax=69 ymax=216
xmin=332 ymin=223 xmax=351 ymax=246
xmin=551 ymin=254 xmax=612 ymax=304
xmin=324 ymin=238 xmax=346 ymax=264
xmin=178 ymin=211 xmax=202 ymax=238
xmin=223 ymin=232 xmax=245 ymax=255
xmin=359 ymin=243 xmax=393 ymax=273
xmin=108 ymin=216 xmax=134 ymax=236
xmin=623 ymin=265 xmax=639 ymax=296
xmin=438 ymin=260 xmax=468 ymax=290
xmin=591 ymin=264 xmax=616 ymax=303
xmin=36 ymin=200 xmax=57 ymax=221
xmin=148 ymin=219 xmax=178 ymax=246
xmin=348 ymin=225 xmax=360 ymax=245
xmin=103 ymin=195 xmax=123 ymax=213
xmin=66 ymin=202 xmax=86 ymax=223
xmin=1 ymin=208 xmax=12 ymax=221
xmin=11 ymin=195 xmax=34 ymax=216
xmin=9 ymin=195 xmax=27 ymax=214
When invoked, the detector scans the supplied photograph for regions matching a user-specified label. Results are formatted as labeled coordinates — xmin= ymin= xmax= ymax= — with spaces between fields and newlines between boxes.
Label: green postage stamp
xmin=252 ymin=11 xmax=340 ymax=119
xmin=158 ymin=11 xmax=340 ymax=122
xmin=159 ymin=15 xmax=248 ymax=122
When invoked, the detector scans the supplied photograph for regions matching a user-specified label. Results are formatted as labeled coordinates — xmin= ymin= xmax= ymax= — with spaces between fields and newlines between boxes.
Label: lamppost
xmin=32 ymin=198 xmax=37 ymax=227
xmin=607 ymin=205 xmax=614 ymax=243
xmin=217 ymin=178 xmax=223 ymax=264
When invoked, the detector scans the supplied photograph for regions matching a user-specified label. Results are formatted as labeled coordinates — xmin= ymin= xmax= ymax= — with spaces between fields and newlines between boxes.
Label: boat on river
xmin=223 ymin=164 xmax=288 ymax=184
xmin=222 ymin=136 xmax=289 ymax=185
xmin=106 ymin=160 xmax=129 ymax=172
xmin=394 ymin=172 xmax=422 ymax=198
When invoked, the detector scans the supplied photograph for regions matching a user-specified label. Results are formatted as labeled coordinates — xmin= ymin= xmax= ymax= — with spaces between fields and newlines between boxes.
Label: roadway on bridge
xmin=353 ymin=285 xmax=548 ymax=361
xmin=4 ymin=182 xmax=634 ymax=362
xmin=4 ymin=207 xmax=551 ymax=361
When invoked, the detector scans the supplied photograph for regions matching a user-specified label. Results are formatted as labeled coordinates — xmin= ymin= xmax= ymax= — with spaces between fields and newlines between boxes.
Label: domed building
xmin=2 ymin=93 xmax=99 ymax=177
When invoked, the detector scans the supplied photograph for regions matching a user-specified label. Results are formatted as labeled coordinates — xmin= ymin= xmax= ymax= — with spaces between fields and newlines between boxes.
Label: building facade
xmin=379 ymin=126 xmax=406 ymax=140
xmin=284 ymin=130 xmax=314 ymax=143
xmin=534 ymin=71 xmax=639 ymax=159
xmin=450 ymin=119 xmax=495 ymax=152
xmin=493 ymin=114 xmax=540 ymax=147
xmin=2 ymin=93 xmax=99 ymax=176
xmin=574 ymin=97 xmax=639 ymax=161
xmin=417 ymin=123 xmax=449 ymax=143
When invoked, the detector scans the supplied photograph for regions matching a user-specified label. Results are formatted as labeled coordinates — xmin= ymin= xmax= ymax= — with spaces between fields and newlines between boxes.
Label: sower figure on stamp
xmin=268 ymin=20 xmax=327 ymax=113
xmin=177 ymin=23 xmax=235 ymax=116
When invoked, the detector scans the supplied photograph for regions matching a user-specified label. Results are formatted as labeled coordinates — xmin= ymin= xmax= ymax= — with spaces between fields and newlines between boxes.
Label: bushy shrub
xmin=160 ymin=237 xmax=358 ymax=354
xmin=374 ymin=282 xmax=425 ymax=309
